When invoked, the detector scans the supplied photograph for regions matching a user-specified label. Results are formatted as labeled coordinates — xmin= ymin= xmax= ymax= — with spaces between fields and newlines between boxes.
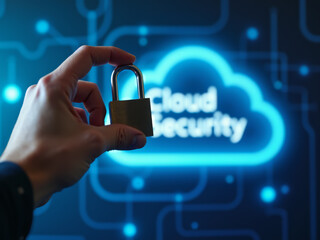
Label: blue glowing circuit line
xmin=49 ymin=0 xmax=112 ymax=43
xmin=76 ymin=0 xmax=109 ymax=18
xmin=28 ymin=236 xmax=85 ymax=240
xmin=270 ymin=8 xmax=279 ymax=88
xmin=95 ymin=164 xmax=154 ymax=179
xmin=225 ymin=51 xmax=288 ymax=92
xmin=289 ymin=87 xmax=317 ymax=240
xmin=125 ymin=186 xmax=134 ymax=223
xmin=267 ymin=209 xmax=288 ymax=240
xmin=175 ymin=170 xmax=247 ymax=238
xmin=156 ymin=170 xmax=247 ymax=240
xmin=299 ymin=0 xmax=320 ymax=42
xmin=302 ymin=91 xmax=317 ymax=240
xmin=156 ymin=205 xmax=175 ymax=240
xmin=47 ymin=26 xmax=79 ymax=48
xmin=175 ymin=203 xmax=261 ymax=240
xmin=78 ymin=174 xmax=124 ymax=230
xmin=0 ymin=39 xmax=76 ymax=60
xmin=0 ymin=0 xmax=5 ymax=18
xmin=287 ymin=64 xmax=320 ymax=73
xmin=8 ymin=56 xmax=16 ymax=83
xmin=103 ymin=0 xmax=228 ymax=46
xmin=175 ymin=169 xmax=243 ymax=212
xmin=87 ymin=11 xmax=98 ymax=84
xmin=107 ymin=45 xmax=285 ymax=166
xmin=89 ymin=160 xmax=207 ymax=202
xmin=0 ymin=0 xmax=112 ymax=60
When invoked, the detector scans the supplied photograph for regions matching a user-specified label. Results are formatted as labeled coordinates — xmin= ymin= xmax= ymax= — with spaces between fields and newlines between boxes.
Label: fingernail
xmin=130 ymin=134 xmax=146 ymax=149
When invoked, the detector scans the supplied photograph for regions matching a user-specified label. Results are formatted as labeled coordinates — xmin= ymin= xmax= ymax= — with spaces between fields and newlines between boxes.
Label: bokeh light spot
xmin=225 ymin=174 xmax=234 ymax=184
xmin=123 ymin=223 xmax=137 ymax=237
xmin=260 ymin=186 xmax=276 ymax=203
xmin=247 ymin=27 xmax=259 ymax=40
xmin=299 ymin=65 xmax=309 ymax=76
xmin=191 ymin=221 xmax=199 ymax=230
xmin=36 ymin=20 xmax=50 ymax=34
xmin=281 ymin=185 xmax=290 ymax=194
xmin=132 ymin=177 xmax=144 ymax=190
xmin=139 ymin=37 xmax=148 ymax=46
xmin=3 ymin=84 xmax=21 ymax=104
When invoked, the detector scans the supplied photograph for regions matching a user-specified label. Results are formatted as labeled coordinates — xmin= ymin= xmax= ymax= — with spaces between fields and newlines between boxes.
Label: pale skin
xmin=0 ymin=46 xmax=146 ymax=207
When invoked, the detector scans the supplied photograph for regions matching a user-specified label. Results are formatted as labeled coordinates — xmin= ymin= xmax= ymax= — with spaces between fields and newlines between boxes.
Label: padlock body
xmin=109 ymin=98 xmax=153 ymax=137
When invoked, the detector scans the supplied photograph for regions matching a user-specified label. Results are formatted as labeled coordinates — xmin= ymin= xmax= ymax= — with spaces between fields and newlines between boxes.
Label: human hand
xmin=0 ymin=46 xmax=146 ymax=207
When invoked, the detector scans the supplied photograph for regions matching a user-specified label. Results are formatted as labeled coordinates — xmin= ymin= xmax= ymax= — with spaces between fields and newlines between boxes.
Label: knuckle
xmin=37 ymin=75 xmax=65 ymax=100
xmin=87 ymin=82 xmax=99 ymax=92
xmin=25 ymin=84 xmax=37 ymax=95
xmin=38 ymin=75 xmax=53 ymax=87
xmin=115 ymin=127 xmax=127 ymax=150
xmin=78 ymin=45 xmax=91 ymax=54
xmin=91 ymin=82 xmax=99 ymax=90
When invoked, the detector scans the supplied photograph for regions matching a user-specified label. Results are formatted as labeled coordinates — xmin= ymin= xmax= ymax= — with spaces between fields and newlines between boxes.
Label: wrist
xmin=1 ymin=151 xmax=56 ymax=208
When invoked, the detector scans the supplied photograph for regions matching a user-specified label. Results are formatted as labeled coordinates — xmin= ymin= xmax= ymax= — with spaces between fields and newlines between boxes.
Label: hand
xmin=0 ymin=46 xmax=146 ymax=207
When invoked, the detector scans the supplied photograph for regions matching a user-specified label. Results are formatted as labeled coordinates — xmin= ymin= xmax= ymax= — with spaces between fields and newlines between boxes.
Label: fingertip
xmin=109 ymin=47 xmax=136 ymax=66
xmin=129 ymin=133 xmax=146 ymax=150
xmin=129 ymin=53 xmax=136 ymax=63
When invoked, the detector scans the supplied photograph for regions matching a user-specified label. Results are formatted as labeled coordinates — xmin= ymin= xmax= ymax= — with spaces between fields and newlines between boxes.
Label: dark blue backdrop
xmin=0 ymin=0 xmax=319 ymax=239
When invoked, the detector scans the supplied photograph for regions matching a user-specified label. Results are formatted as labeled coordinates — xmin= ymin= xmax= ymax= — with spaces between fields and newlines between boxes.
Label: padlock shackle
xmin=111 ymin=65 xmax=145 ymax=101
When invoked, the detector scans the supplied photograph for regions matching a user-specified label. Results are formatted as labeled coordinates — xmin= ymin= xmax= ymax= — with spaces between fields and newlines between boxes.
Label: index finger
xmin=51 ymin=45 xmax=136 ymax=97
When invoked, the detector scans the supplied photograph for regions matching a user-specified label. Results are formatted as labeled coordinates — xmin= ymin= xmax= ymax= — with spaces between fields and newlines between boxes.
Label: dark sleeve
xmin=0 ymin=161 xmax=34 ymax=240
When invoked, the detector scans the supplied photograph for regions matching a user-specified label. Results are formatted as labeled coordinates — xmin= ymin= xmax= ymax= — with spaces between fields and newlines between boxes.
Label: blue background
xmin=0 ymin=0 xmax=319 ymax=239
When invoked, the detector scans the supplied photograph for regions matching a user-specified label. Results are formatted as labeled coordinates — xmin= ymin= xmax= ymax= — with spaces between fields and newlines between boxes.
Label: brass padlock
xmin=109 ymin=65 xmax=153 ymax=137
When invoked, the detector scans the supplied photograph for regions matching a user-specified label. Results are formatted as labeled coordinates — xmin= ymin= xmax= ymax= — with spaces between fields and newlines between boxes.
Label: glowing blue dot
xmin=36 ymin=20 xmax=50 ymax=34
xmin=225 ymin=175 xmax=234 ymax=184
xmin=3 ymin=84 xmax=21 ymax=104
xmin=139 ymin=26 xmax=148 ymax=35
xmin=299 ymin=65 xmax=309 ymax=76
xmin=260 ymin=186 xmax=276 ymax=203
xmin=247 ymin=27 xmax=259 ymax=40
xmin=274 ymin=81 xmax=282 ymax=89
xmin=123 ymin=223 xmax=136 ymax=237
xmin=191 ymin=221 xmax=199 ymax=230
xmin=139 ymin=37 xmax=148 ymax=46
xmin=175 ymin=193 xmax=183 ymax=202
xmin=132 ymin=177 xmax=144 ymax=190
xmin=281 ymin=185 xmax=290 ymax=194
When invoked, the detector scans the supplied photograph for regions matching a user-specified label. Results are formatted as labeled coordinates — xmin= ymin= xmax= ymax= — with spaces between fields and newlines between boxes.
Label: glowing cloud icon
xmin=106 ymin=46 xmax=285 ymax=166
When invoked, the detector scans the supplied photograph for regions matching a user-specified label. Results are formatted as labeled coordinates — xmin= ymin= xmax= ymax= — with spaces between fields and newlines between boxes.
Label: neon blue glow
xmin=191 ymin=221 xmax=199 ymax=230
xmin=299 ymin=65 xmax=309 ymax=76
xmin=247 ymin=27 xmax=259 ymax=40
xmin=3 ymin=84 xmax=21 ymax=103
xmin=260 ymin=186 xmax=276 ymax=203
xmin=175 ymin=193 xmax=183 ymax=202
xmin=139 ymin=25 xmax=149 ymax=35
xmin=132 ymin=177 xmax=145 ymax=190
xmin=106 ymin=45 xmax=285 ymax=166
xmin=139 ymin=37 xmax=148 ymax=46
xmin=225 ymin=175 xmax=234 ymax=184
xmin=281 ymin=185 xmax=290 ymax=194
xmin=123 ymin=223 xmax=137 ymax=237
xmin=36 ymin=20 xmax=49 ymax=34
xmin=274 ymin=81 xmax=282 ymax=90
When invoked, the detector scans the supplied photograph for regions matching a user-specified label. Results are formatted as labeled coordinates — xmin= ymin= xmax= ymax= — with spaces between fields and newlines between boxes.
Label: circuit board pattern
xmin=0 ymin=0 xmax=319 ymax=239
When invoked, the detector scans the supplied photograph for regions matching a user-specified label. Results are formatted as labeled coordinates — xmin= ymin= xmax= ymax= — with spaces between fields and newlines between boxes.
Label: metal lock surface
xmin=109 ymin=65 xmax=153 ymax=137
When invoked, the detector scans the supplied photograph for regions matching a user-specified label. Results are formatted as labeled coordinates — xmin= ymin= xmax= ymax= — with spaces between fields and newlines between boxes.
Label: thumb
xmin=94 ymin=124 xmax=146 ymax=152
